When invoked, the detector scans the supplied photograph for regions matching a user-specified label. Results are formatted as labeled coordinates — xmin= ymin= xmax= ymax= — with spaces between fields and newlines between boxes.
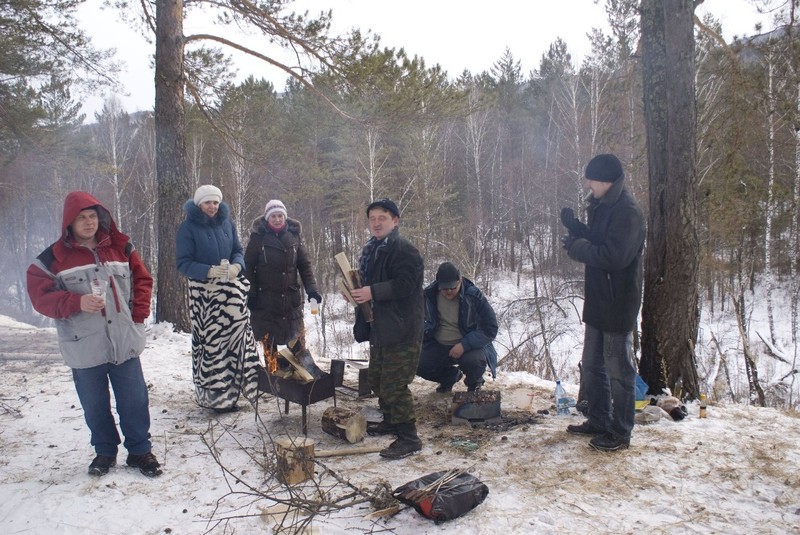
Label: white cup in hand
xmin=91 ymin=279 xmax=107 ymax=305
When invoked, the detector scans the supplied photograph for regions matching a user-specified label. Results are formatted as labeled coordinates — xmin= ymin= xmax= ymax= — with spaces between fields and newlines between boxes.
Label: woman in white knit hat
xmin=176 ymin=185 xmax=260 ymax=413
xmin=244 ymin=199 xmax=321 ymax=352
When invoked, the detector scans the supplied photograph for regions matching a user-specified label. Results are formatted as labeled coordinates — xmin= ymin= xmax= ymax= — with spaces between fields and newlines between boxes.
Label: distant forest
xmin=1 ymin=2 xmax=798 ymax=367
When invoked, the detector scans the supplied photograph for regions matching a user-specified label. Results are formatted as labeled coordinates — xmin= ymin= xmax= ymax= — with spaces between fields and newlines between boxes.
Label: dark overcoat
xmin=244 ymin=217 xmax=318 ymax=345
xmin=567 ymin=178 xmax=645 ymax=333
xmin=366 ymin=228 xmax=424 ymax=348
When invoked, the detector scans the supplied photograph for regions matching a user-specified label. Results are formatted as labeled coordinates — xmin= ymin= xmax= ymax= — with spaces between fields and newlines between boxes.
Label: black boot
xmin=380 ymin=422 xmax=422 ymax=460
xmin=367 ymin=415 xmax=396 ymax=436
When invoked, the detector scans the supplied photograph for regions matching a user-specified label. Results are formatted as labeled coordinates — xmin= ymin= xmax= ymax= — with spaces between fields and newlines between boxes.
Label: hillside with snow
xmin=1 ymin=304 xmax=799 ymax=534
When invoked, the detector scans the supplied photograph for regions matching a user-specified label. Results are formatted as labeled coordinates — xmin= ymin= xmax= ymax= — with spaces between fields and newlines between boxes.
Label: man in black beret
xmin=351 ymin=198 xmax=425 ymax=459
xmin=559 ymin=154 xmax=645 ymax=452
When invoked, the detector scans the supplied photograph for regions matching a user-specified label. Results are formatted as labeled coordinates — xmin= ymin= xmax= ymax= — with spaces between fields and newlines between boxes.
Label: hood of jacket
xmin=250 ymin=216 xmax=302 ymax=236
xmin=183 ymin=198 xmax=231 ymax=227
xmin=60 ymin=191 xmax=121 ymax=248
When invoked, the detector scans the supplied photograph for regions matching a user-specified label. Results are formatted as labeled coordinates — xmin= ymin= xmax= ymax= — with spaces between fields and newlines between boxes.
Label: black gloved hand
xmin=560 ymin=207 xmax=589 ymax=238
xmin=560 ymin=207 xmax=577 ymax=230
xmin=307 ymin=291 xmax=322 ymax=303
xmin=561 ymin=234 xmax=576 ymax=252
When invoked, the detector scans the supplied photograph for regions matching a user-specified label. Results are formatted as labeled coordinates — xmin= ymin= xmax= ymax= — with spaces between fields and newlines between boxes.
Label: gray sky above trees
xmin=78 ymin=0 xmax=771 ymax=120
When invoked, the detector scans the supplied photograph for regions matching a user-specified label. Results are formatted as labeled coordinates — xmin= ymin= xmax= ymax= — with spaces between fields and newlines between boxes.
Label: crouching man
xmin=27 ymin=192 xmax=162 ymax=477
xmin=416 ymin=262 xmax=498 ymax=393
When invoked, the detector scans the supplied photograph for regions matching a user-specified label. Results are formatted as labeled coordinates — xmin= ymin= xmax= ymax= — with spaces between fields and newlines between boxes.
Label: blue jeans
xmin=581 ymin=325 xmax=636 ymax=439
xmin=417 ymin=342 xmax=487 ymax=390
xmin=71 ymin=357 xmax=152 ymax=457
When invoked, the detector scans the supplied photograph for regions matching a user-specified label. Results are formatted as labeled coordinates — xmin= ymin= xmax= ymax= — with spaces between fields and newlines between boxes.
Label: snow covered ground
xmin=1 ymin=309 xmax=799 ymax=535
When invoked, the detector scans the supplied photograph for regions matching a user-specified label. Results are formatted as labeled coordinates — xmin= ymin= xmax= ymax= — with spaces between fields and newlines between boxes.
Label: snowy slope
xmin=1 ymin=314 xmax=799 ymax=534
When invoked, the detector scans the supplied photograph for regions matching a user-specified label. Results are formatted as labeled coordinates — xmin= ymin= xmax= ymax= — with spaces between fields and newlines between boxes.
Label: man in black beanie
xmin=559 ymin=153 xmax=645 ymax=452
xmin=351 ymin=198 xmax=425 ymax=460
xmin=416 ymin=261 xmax=498 ymax=393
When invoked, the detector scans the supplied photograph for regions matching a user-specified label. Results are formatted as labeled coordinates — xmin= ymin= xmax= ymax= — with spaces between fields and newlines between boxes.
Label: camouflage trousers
xmin=368 ymin=340 xmax=421 ymax=425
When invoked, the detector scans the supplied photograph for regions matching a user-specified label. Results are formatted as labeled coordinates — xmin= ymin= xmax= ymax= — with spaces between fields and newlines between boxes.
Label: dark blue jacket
xmin=423 ymin=277 xmax=499 ymax=377
xmin=176 ymin=200 xmax=245 ymax=281
xmin=567 ymin=178 xmax=645 ymax=333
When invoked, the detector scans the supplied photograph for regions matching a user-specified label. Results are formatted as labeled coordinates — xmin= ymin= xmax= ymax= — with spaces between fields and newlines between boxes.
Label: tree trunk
xmin=155 ymin=0 xmax=190 ymax=331
xmin=321 ymin=407 xmax=366 ymax=444
xmin=639 ymin=0 xmax=701 ymax=399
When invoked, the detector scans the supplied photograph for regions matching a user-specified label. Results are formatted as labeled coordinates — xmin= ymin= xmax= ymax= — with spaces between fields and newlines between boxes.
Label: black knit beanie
xmin=366 ymin=198 xmax=400 ymax=218
xmin=585 ymin=154 xmax=624 ymax=183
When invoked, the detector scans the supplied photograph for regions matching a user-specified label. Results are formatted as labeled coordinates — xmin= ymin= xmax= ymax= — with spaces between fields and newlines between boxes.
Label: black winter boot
xmin=379 ymin=422 xmax=422 ymax=460
xmin=367 ymin=417 xmax=396 ymax=436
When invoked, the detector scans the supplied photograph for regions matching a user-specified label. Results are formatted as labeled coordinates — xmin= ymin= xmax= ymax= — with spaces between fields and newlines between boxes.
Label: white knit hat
xmin=193 ymin=185 xmax=222 ymax=206
xmin=264 ymin=199 xmax=287 ymax=219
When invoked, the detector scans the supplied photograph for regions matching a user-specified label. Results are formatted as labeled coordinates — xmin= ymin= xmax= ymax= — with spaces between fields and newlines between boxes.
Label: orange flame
xmin=261 ymin=334 xmax=279 ymax=375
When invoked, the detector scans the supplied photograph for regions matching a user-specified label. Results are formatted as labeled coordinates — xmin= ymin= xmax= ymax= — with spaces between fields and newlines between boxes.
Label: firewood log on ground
xmin=321 ymin=406 xmax=367 ymax=443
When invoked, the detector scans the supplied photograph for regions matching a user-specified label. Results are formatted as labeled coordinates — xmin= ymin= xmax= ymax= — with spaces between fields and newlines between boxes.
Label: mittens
xmin=560 ymin=207 xmax=589 ymax=238
xmin=207 ymin=265 xmax=228 ymax=279
xmin=208 ymin=263 xmax=241 ymax=280
xmin=307 ymin=291 xmax=322 ymax=303
xmin=560 ymin=207 xmax=578 ymax=230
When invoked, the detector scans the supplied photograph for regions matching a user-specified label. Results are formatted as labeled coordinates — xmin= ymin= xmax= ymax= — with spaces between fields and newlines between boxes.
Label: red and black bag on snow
xmin=392 ymin=471 xmax=489 ymax=523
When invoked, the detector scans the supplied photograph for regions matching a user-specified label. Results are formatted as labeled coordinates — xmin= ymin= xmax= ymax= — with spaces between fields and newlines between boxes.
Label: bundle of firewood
xmin=260 ymin=336 xmax=322 ymax=383
xmin=334 ymin=252 xmax=373 ymax=322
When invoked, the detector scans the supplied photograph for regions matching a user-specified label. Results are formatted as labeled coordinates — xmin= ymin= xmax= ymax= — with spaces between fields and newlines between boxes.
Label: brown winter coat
xmin=244 ymin=217 xmax=318 ymax=345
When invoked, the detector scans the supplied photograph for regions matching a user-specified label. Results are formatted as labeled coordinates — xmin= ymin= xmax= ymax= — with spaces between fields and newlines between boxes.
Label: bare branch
xmin=184 ymin=33 xmax=358 ymax=122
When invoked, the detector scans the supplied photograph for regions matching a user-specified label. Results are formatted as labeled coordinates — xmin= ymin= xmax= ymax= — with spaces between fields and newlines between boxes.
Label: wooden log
xmin=276 ymin=348 xmax=314 ymax=383
xmin=338 ymin=279 xmax=358 ymax=305
xmin=334 ymin=252 xmax=374 ymax=322
xmin=315 ymin=445 xmax=385 ymax=458
xmin=284 ymin=339 xmax=324 ymax=380
xmin=321 ymin=406 xmax=367 ymax=444
xmin=274 ymin=437 xmax=315 ymax=485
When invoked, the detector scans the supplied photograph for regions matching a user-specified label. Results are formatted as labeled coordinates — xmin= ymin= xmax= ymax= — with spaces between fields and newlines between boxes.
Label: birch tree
xmin=94 ymin=96 xmax=139 ymax=230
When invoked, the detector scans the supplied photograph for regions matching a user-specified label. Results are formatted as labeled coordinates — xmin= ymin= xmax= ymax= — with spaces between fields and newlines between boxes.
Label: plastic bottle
xmin=554 ymin=380 xmax=569 ymax=416
xmin=674 ymin=377 xmax=683 ymax=400
xmin=699 ymin=394 xmax=707 ymax=419
xmin=220 ymin=258 xmax=229 ymax=282
xmin=309 ymin=298 xmax=319 ymax=315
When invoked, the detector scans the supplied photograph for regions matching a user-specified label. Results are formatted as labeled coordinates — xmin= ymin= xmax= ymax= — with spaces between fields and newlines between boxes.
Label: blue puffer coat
xmin=176 ymin=200 xmax=245 ymax=281
xmin=423 ymin=277 xmax=499 ymax=377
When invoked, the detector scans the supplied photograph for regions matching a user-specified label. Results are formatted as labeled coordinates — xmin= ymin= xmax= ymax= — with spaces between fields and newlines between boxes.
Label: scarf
xmin=267 ymin=221 xmax=287 ymax=235
xmin=358 ymin=236 xmax=379 ymax=286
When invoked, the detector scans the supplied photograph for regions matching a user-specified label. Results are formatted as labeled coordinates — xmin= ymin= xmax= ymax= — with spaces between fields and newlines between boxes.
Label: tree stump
xmin=274 ymin=437 xmax=314 ymax=485
xmin=321 ymin=406 xmax=366 ymax=443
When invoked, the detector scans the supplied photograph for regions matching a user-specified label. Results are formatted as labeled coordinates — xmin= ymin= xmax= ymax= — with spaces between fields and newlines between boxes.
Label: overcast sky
xmin=77 ymin=0 xmax=775 ymax=120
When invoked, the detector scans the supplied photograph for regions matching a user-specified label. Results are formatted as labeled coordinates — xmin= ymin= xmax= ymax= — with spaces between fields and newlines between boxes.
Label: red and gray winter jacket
xmin=26 ymin=191 xmax=153 ymax=369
